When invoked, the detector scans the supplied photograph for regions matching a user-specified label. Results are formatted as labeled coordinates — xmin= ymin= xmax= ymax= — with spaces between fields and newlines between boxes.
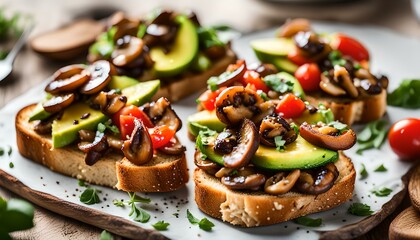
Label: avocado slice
xmin=52 ymin=103 xmax=107 ymax=148
xmin=251 ymin=38 xmax=295 ymax=57
xmin=108 ymin=75 xmax=139 ymax=90
xmin=122 ymin=79 xmax=160 ymax=106
xmin=29 ymin=102 xmax=52 ymax=122
xmin=294 ymin=108 xmax=334 ymax=125
xmin=264 ymin=72 xmax=305 ymax=99
xmin=150 ymin=15 xmax=199 ymax=77
xmin=187 ymin=110 xmax=226 ymax=137
xmin=197 ymin=133 xmax=338 ymax=170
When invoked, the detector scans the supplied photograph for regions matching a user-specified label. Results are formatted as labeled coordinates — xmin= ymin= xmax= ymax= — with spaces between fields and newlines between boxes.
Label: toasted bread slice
xmin=305 ymin=89 xmax=386 ymax=126
xmin=194 ymin=152 xmax=355 ymax=227
xmin=151 ymin=49 xmax=237 ymax=102
xmin=16 ymin=104 xmax=188 ymax=192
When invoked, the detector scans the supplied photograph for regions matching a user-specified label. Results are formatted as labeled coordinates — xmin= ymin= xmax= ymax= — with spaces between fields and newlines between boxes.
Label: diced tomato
xmin=112 ymin=105 xmax=154 ymax=128
xmin=120 ymin=115 xmax=137 ymax=140
xmin=242 ymin=70 xmax=270 ymax=92
xmin=275 ymin=93 xmax=306 ymax=118
xmin=148 ymin=125 xmax=176 ymax=149
xmin=331 ymin=34 xmax=369 ymax=62
xmin=287 ymin=48 xmax=313 ymax=66
xmin=294 ymin=63 xmax=321 ymax=92
xmin=197 ymin=87 xmax=226 ymax=111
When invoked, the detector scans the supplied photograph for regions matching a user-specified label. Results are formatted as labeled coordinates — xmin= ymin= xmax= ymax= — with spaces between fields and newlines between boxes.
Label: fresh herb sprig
xmin=348 ymin=203 xmax=373 ymax=216
xmin=360 ymin=163 xmax=368 ymax=180
xmin=263 ymin=74 xmax=294 ymax=94
xmin=0 ymin=197 xmax=34 ymax=239
xmin=387 ymin=79 xmax=420 ymax=108
xmin=293 ymin=216 xmax=322 ymax=227
xmin=372 ymin=187 xmax=392 ymax=197
xmin=80 ymin=187 xmax=101 ymax=205
xmin=356 ymin=120 xmax=388 ymax=154
xmin=152 ymin=220 xmax=170 ymax=231
xmin=113 ymin=192 xmax=151 ymax=223
xmin=187 ymin=209 xmax=215 ymax=231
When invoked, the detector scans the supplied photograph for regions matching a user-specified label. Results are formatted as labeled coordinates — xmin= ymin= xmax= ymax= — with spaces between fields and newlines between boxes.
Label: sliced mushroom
xmin=45 ymin=64 xmax=91 ymax=94
xmin=319 ymin=73 xmax=346 ymax=96
xmin=222 ymin=119 xmax=260 ymax=168
xmin=80 ymin=60 xmax=113 ymax=94
xmin=354 ymin=68 xmax=384 ymax=95
xmin=299 ymin=122 xmax=357 ymax=150
xmin=33 ymin=119 xmax=53 ymax=134
xmin=92 ymin=91 xmax=127 ymax=115
xmin=248 ymin=63 xmax=278 ymax=78
xmin=122 ymin=119 xmax=153 ymax=165
xmin=212 ymin=60 xmax=247 ymax=87
xmin=78 ymin=129 xmax=123 ymax=150
xmin=213 ymin=129 xmax=237 ymax=155
xmin=194 ymin=151 xmax=220 ymax=175
xmin=334 ymin=66 xmax=358 ymax=98
xmin=215 ymin=167 xmax=236 ymax=178
xmin=158 ymin=137 xmax=186 ymax=155
xmin=112 ymin=36 xmax=144 ymax=67
xmin=295 ymin=163 xmax=339 ymax=194
xmin=259 ymin=114 xmax=297 ymax=147
xmin=215 ymin=86 xmax=266 ymax=125
xmin=221 ymin=167 xmax=266 ymax=190
xmin=277 ymin=18 xmax=312 ymax=38
xmin=42 ymin=93 xmax=75 ymax=113
xmin=264 ymin=169 xmax=300 ymax=195
xmin=142 ymin=97 xmax=181 ymax=131
xmin=78 ymin=131 xmax=109 ymax=166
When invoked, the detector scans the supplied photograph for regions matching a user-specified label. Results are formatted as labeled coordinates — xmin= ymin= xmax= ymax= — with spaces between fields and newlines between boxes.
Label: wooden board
xmin=408 ymin=163 xmax=420 ymax=212
xmin=389 ymin=206 xmax=420 ymax=240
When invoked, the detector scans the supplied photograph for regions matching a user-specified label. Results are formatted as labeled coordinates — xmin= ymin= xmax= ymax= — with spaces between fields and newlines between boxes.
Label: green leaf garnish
xmin=0 ymin=147 xmax=4 ymax=156
xmin=7 ymin=146 xmax=12 ymax=156
xmin=360 ymin=163 xmax=368 ymax=180
xmin=274 ymin=136 xmax=286 ymax=151
xmin=387 ymin=79 xmax=420 ymax=108
xmin=374 ymin=164 xmax=387 ymax=172
xmin=98 ymin=119 xmax=120 ymax=134
xmin=129 ymin=204 xmax=150 ymax=223
xmin=263 ymin=74 xmax=294 ymax=94
xmin=293 ymin=216 xmax=322 ymax=227
xmin=78 ymin=179 xmax=86 ymax=187
xmin=128 ymin=192 xmax=151 ymax=204
xmin=137 ymin=24 xmax=146 ymax=39
xmin=0 ymin=197 xmax=34 ymax=237
xmin=8 ymin=162 xmax=13 ymax=168
xmin=356 ymin=120 xmax=388 ymax=154
xmin=372 ymin=187 xmax=392 ymax=197
xmin=197 ymin=27 xmax=225 ymax=49
xmin=348 ymin=203 xmax=373 ymax=216
xmin=187 ymin=209 xmax=215 ymax=231
xmin=100 ymin=230 xmax=113 ymax=240
xmin=112 ymin=199 xmax=125 ymax=207
xmin=318 ymin=104 xmax=334 ymax=124
xmin=207 ymin=76 xmax=219 ymax=91
xmin=187 ymin=209 xmax=200 ymax=224
xmin=89 ymin=27 xmax=116 ymax=58
xmin=152 ymin=220 xmax=170 ymax=231
xmin=80 ymin=187 xmax=101 ymax=205
xmin=328 ymin=50 xmax=346 ymax=67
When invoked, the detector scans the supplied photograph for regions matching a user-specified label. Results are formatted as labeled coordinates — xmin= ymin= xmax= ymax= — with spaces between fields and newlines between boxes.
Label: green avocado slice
xmin=197 ymin=133 xmax=338 ymax=170
xmin=251 ymin=38 xmax=295 ymax=57
xmin=187 ymin=110 xmax=226 ymax=137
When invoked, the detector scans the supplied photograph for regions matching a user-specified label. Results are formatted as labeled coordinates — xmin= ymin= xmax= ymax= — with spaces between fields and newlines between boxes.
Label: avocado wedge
xmin=187 ymin=110 xmax=226 ymax=137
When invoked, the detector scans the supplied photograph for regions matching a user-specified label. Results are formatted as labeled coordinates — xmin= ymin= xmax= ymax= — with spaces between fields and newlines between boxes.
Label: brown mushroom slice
xmin=143 ymin=97 xmax=181 ymax=132
xmin=212 ymin=60 xmax=247 ymax=88
xmin=80 ymin=60 xmax=113 ymax=94
xmin=248 ymin=63 xmax=278 ymax=78
xmin=299 ymin=122 xmax=356 ymax=151
xmin=259 ymin=114 xmax=297 ymax=147
xmin=158 ymin=137 xmax=186 ymax=155
xmin=334 ymin=66 xmax=358 ymax=98
xmin=194 ymin=151 xmax=220 ymax=175
xmin=215 ymin=86 xmax=265 ymax=125
xmin=264 ymin=169 xmax=300 ymax=195
xmin=222 ymin=119 xmax=260 ymax=169
xmin=277 ymin=18 xmax=312 ymax=38
xmin=78 ymin=129 xmax=123 ymax=150
xmin=221 ymin=168 xmax=266 ymax=190
xmin=45 ymin=65 xmax=91 ymax=94
xmin=319 ymin=74 xmax=346 ymax=96
xmin=295 ymin=163 xmax=339 ymax=194
xmin=78 ymin=131 xmax=108 ymax=153
xmin=104 ymin=95 xmax=127 ymax=115
xmin=42 ymin=93 xmax=75 ymax=113
xmin=122 ymin=119 xmax=153 ymax=165
xmin=34 ymin=119 xmax=53 ymax=134
xmin=214 ymin=129 xmax=237 ymax=155
xmin=112 ymin=36 xmax=144 ymax=67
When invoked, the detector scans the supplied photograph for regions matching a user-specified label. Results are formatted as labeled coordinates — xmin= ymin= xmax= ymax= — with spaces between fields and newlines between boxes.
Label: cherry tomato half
xmin=242 ymin=70 xmax=270 ymax=93
xmin=120 ymin=115 xmax=137 ymax=140
xmin=148 ymin=125 xmax=176 ymax=149
xmin=197 ymin=87 xmax=226 ymax=111
xmin=275 ymin=93 xmax=306 ymax=118
xmin=294 ymin=63 xmax=321 ymax=92
xmin=388 ymin=118 xmax=420 ymax=161
xmin=332 ymin=34 xmax=369 ymax=62
xmin=288 ymin=48 xmax=313 ymax=66
xmin=113 ymin=105 xmax=154 ymax=128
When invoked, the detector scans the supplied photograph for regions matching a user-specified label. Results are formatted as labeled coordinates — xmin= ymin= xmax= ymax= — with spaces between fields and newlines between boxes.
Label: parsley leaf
xmin=100 ymin=230 xmax=113 ymax=240
xmin=207 ymin=76 xmax=219 ymax=91
xmin=274 ymin=136 xmax=286 ymax=151
xmin=374 ymin=164 xmax=387 ymax=172
xmin=387 ymin=79 xmax=420 ymax=108
xmin=187 ymin=209 xmax=215 ymax=231
xmin=8 ymin=162 xmax=13 ymax=168
xmin=78 ymin=179 xmax=86 ymax=187
xmin=328 ymin=50 xmax=346 ymax=67
xmin=291 ymin=123 xmax=300 ymax=135
xmin=128 ymin=192 xmax=151 ymax=204
xmin=0 ymin=197 xmax=34 ymax=238
xmin=318 ymin=104 xmax=334 ymax=124
xmin=372 ymin=187 xmax=392 ymax=197
xmin=356 ymin=120 xmax=388 ymax=154
xmin=80 ymin=187 xmax=101 ymax=205
xmin=152 ymin=220 xmax=170 ymax=231
xmin=98 ymin=119 xmax=120 ymax=134
xmin=7 ymin=146 xmax=12 ymax=156
xmin=360 ymin=163 xmax=368 ymax=180
xmin=112 ymin=199 xmax=125 ymax=207
xmin=348 ymin=203 xmax=373 ymax=216
xmin=125 ymin=192 xmax=151 ymax=223
xmin=293 ymin=216 xmax=322 ymax=227
xmin=197 ymin=27 xmax=225 ymax=49
xmin=89 ymin=27 xmax=116 ymax=58
xmin=263 ymin=74 xmax=294 ymax=94
xmin=0 ymin=147 xmax=4 ymax=156
xmin=187 ymin=209 xmax=200 ymax=224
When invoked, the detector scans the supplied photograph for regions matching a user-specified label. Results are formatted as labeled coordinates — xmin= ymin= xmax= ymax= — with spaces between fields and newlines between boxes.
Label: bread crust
xmin=194 ymin=152 xmax=355 ymax=227
xmin=306 ymin=89 xmax=387 ymax=126
xmin=16 ymin=104 xmax=188 ymax=192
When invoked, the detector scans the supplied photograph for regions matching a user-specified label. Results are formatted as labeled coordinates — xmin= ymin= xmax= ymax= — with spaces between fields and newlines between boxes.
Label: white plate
xmin=1 ymin=22 xmax=420 ymax=239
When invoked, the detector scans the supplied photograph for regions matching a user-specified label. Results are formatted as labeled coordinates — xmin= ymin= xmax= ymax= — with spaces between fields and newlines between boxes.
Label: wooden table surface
xmin=1 ymin=0 xmax=419 ymax=239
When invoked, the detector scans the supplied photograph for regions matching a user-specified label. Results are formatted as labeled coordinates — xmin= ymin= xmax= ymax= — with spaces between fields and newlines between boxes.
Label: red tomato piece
xmin=294 ymin=63 xmax=321 ymax=92
xmin=242 ymin=70 xmax=270 ymax=93
xmin=120 ymin=115 xmax=136 ymax=140
xmin=288 ymin=48 xmax=312 ymax=66
xmin=332 ymin=34 xmax=369 ymax=62
xmin=197 ymin=87 xmax=226 ymax=111
xmin=388 ymin=118 xmax=420 ymax=161
xmin=275 ymin=93 xmax=306 ymax=118
xmin=112 ymin=105 xmax=154 ymax=128
xmin=148 ymin=125 xmax=176 ymax=149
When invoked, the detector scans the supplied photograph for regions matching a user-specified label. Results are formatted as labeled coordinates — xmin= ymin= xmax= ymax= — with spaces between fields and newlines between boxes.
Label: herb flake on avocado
xmin=274 ymin=136 xmax=286 ymax=151
xmin=263 ymin=74 xmax=294 ymax=94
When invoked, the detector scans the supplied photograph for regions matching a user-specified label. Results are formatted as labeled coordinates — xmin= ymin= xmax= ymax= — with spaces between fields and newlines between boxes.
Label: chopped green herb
xmin=210 ymin=25 xmax=232 ymax=32
xmin=97 ymin=123 xmax=106 ymax=133
xmin=172 ymin=213 xmax=179 ymax=218
xmin=291 ymin=123 xmax=300 ymax=135
xmin=354 ymin=63 xmax=362 ymax=70
xmin=328 ymin=50 xmax=346 ymax=67
xmin=187 ymin=209 xmax=215 ymax=231
xmin=372 ymin=187 xmax=392 ymax=197
xmin=347 ymin=203 xmax=373 ymax=216
xmin=197 ymin=27 xmax=225 ymax=49
xmin=78 ymin=179 xmax=86 ymax=187
xmin=207 ymin=76 xmax=219 ymax=91
xmin=128 ymin=192 xmax=151 ymax=204
xmin=0 ymin=197 xmax=34 ymax=239
xmin=318 ymin=104 xmax=334 ymax=124
xmin=8 ymin=162 xmax=13 ymax=168
xmin=126 ymin=192 xmax=151 ymax=223
xmin=360 ymin=163 xmax=368 ymax=180
xmin=293 ymin=216 xmax=322 ymax=227
xmin=80 ymin=187 xmax=101 ymax=205
xmin=137 ymin=24 xmax=146 ymax=39
xmin=257 ymin=90 xmax=269 ymax=101
xmin=152 ymin=220 xmax=170 ymax=231
xmin=112 ymin=199 xmax=125 ymax=207
xmin=0 ymin=9 xmax=25 ymax=41
xmin=374 ymin=164 xmax=387 ymax=172
xmin=328 ymin=121 xmax=348 ymax=133
xmin=187 ymin=209 xmax=200 ymax=224
xmin=387 ymin=79 xmax=420 ymax=108
xmin=263 ymin=74 xmax=294 ymax=94
xmin=0 ymin=147 xmax=4 ymax=156
xmin=100 ymin=230 xmax=113 ymax=240
xmin=356 ymin=120 xmax=388 ymax=154
xmin=97 ymin=120 xmax=120 ymax=134
xmin=7 ymin=146 xmax=12 ymax=156
xmin=274 ymin=136 xmax=286 ymax=151
xmin=89 ymin=27 xmax=116 ymax=58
